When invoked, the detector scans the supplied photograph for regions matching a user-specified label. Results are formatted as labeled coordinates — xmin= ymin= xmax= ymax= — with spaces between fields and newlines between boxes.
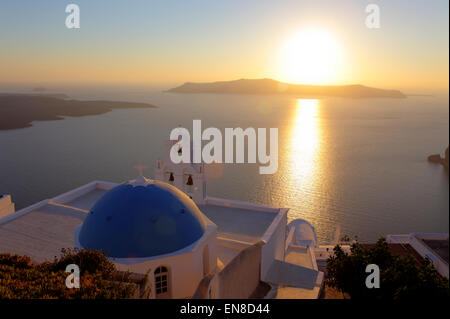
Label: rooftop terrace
xmin=198 ymin=203 xmax=276 ymax=244
xmin=0 ymin=202 xmax=86 ymax=262
xmin=0 ymin=181 xmax=284 ymax=265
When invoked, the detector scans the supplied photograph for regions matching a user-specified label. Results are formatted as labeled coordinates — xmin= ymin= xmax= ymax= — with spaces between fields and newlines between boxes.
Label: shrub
xmin=0 ymin=249 xmax=135 ymax=299
xmin=41 ymin=248 xmax=115 ymax=276
xmin=326 ymin=237 xmax=449 ymax=299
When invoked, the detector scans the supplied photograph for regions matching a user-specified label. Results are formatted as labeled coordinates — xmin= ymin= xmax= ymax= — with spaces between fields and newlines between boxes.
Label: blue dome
xmin=78 ymin=179 xmax=206 ymax=258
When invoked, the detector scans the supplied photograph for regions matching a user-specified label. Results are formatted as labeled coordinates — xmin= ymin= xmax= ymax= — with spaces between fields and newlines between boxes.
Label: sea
xmin=0 ymin=87 xmax=448 ymax=243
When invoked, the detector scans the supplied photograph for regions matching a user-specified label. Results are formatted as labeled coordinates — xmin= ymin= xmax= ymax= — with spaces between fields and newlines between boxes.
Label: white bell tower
xmin=155 ymin=139 xmax=207 ymax=204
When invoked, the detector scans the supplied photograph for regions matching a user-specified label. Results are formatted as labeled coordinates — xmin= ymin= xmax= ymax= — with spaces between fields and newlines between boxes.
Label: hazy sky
xmin=0 ymin=0 xmax=448 ymax=90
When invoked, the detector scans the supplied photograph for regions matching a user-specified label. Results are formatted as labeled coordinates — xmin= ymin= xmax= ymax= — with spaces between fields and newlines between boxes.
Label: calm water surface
xmin=0 ymin=90 xmax=448 ymax=243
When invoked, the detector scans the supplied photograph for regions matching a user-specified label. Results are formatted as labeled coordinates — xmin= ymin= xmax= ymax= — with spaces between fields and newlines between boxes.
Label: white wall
xmin=261 ymin=208 xmax=288 ymax=280
xmin=50 ymin=181 xmax=117 ymax=205
xmin=113 ymin=227 xmax=217 ymax=298
xmin=408 ymin=233 xmax=449 ymax=279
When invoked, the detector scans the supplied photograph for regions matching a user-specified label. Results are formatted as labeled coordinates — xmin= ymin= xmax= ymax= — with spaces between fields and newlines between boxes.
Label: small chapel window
xmin=154 ymin=266 xmax=169 ymax=296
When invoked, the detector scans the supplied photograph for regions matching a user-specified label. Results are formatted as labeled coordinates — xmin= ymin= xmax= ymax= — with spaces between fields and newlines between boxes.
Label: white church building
xmin=0 ymin=140 xmax=447 ymax=298
xmin=0 ymin=139 xmax=325 ymax=299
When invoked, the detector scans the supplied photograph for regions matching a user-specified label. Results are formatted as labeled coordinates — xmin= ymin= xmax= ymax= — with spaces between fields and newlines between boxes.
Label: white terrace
xmin=0 ymin=180 xmax=287 ymax=274
xmin=0 ymin=179 xmax=325 ymax=298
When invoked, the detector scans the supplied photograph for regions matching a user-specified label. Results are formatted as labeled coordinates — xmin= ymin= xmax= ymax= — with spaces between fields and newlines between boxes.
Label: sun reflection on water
xmin=281 ymin=98 xmax=323 ymax=224
xmin=290 ymin=99 xmax=321 ymax=182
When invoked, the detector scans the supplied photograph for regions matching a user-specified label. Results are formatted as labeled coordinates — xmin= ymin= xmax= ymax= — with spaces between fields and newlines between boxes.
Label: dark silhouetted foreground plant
xmin=0 ymin=248 xmax=135 ymax=299
xmin=326 ymin=238 xmax=449 ymax=299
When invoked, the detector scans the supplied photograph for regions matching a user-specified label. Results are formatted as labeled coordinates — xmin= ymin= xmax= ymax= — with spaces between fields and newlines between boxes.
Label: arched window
xmin=168 ymin=172 xmax=174 ymax=183
xmin=154 ymin=266 xmax=170 ymax=298
xmin=186 ymin=174 xmax=194 ymax=194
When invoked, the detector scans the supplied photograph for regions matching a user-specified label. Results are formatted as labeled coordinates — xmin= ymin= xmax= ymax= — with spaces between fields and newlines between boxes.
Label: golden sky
xmin=0 ymin=0 xmax=448 ymax=90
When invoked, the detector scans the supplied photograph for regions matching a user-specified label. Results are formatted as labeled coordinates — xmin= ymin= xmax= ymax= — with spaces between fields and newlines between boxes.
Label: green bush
xmin=326 ymin=237 xmax=449 ymax=299
xmin=0 ymin=249 xmax=135 ymax=299
xmin=41 ymin=248 xmax=116 ymax=276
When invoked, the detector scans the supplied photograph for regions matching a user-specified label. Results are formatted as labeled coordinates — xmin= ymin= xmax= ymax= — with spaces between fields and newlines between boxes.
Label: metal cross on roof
xmin=133 ymin=158 xmax=148 ymax=177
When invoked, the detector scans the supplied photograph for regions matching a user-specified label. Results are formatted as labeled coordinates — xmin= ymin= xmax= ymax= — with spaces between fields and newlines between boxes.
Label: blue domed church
xmin=75 ymin=175 xmax=218 ymax=299
xmin=1 ymin=139 xmax=326 ymax=299
xmin=78 ymin=177 xmax=207 ymax=259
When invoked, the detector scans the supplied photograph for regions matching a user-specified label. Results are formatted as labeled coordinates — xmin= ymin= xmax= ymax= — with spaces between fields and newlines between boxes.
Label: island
xmin=0 ymin=93 xmax=157 ymax=131
xmin=167 ymin=78 xmax=406 ymax=98
xmin=428 ymin=146 xmax=449 ymax=173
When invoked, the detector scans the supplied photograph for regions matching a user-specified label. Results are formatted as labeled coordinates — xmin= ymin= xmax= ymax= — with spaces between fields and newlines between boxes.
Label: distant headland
xmin=167 ymin=78 xmax=406 ymax=98
xmin=0 ymin=93 xmax=157 ymax=131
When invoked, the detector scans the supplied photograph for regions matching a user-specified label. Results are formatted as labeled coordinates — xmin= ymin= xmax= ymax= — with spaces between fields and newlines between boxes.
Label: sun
xmin=279 ymin=29 xmax=342 ymax=85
